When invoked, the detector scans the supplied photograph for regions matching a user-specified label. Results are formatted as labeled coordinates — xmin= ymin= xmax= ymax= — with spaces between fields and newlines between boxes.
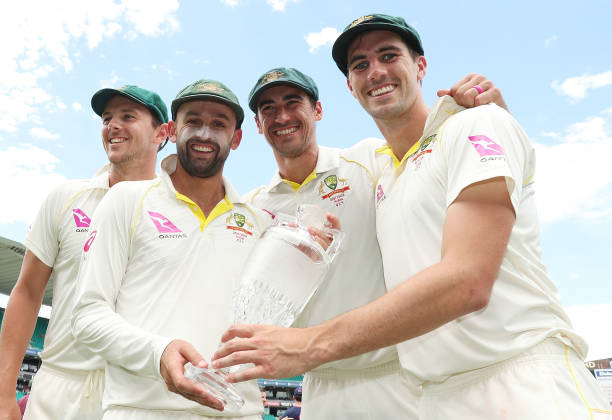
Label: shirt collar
xmin=267 ymin=146 xmax=341 ymax=191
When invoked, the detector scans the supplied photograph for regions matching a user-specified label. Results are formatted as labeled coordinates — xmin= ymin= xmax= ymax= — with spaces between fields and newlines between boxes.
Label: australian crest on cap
xmin=196 ymin=82 xmax=225 ymax=94
xmin=118 ymin=85 xmax=130 ymax=91
xmin=261 ymin=70 xmax=285 ymax=85
xmin=349 ymin=15 xmax=374 ymax=28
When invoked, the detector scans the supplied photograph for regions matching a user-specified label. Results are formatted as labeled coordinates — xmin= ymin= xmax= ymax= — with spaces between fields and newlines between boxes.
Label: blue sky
xmin=1 ymin=0 xmax=611 ymax=358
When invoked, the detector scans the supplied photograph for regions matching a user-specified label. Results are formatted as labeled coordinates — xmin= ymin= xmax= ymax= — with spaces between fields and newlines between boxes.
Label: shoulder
xmin=341 ymin=137 xmax=385 ymax=159
xmin=242 ymin=185 xmax=267 ymax=205
xmin=444 ymin=103 xmax=516 ymax=130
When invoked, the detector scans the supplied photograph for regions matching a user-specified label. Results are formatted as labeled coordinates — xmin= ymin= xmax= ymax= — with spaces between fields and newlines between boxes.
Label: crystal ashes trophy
xmin=184 ymin=204 xmax=343 ymax=409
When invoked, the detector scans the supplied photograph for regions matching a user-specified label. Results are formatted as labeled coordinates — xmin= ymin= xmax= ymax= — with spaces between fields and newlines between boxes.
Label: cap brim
xmin=248 ymin=80 xmax=314 ymax=112
xmin=332 ymin=22 xmax=424 ymax=76
xmin=171 ymin=94 xmax=244 ymax=127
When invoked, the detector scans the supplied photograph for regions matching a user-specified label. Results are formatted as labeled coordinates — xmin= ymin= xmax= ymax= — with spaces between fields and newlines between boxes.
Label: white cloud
xmin=100 ymin=71 xmax=120 ymax=88
xmin=552 ymin=71 xmax=612 ymax=101
xmin=29 ymin=127 xmax=60 ymax=140
xmin=544 ymin=34 xmax=558 ymax=47
xmin=72 ymin=102 xmax=83 ymax=112
xmin=305 ymin=27 xmax=340 ymax=53
xmin=267 ymin=0 xmax=298 ymax=12
xmin=0 ymin=0 xmax=180 ymax=134
xmin=534 ymin=110 xmax=612 ymax=223
xmin=222 ymin=0 xmax=240 ymax=7
xmin=0 ymin=145 xmax=67 ymax=224
xmin=566 ymin=304 xmax=612 ymax=360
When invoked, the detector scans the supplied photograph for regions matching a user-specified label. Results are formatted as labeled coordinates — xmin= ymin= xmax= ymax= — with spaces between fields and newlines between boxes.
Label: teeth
xmin=275 ymin=127 xmax=298 ymax=136
xmin=370 ymin=85 xmax=395 ymax=97
xmin=193 ymin=144 xmax=213 ymax=152
xmin=110 ymin=138 xmax=126 ymax=144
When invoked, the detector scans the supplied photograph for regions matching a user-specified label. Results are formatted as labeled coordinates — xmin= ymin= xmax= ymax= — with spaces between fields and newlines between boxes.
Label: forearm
xmin=0 ymin=285 xmax=44 ymax=396
xmin=71 ymin=299 xmax=172 ymax=379
xmin=307 ymin=260 xmax=487 ymax=366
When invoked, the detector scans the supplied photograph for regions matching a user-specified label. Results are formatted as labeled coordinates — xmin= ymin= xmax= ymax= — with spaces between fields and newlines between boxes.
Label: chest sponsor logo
xmin=226 ymin=212 xmax=254 ymax=243
xmin=83 ymin=230 xmax=97 ymax=252
xmin=376 ymin=184 xmax=386 ymax=206
xmin=318 ymin=174 xmax=350 ymax=207
xmin=410 ymin=134 xmax=436 ymax=170
xmin=73 ymin=208 xmax=91 ymax=232
xmin=468 ymin=135 xmax=505 ymax=159
xmin=148 ymin=211 xmax=187 ymax=239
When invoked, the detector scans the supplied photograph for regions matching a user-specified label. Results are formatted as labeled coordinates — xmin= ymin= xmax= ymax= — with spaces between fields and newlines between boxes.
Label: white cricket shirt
xmin=375 ymin=97 xmax=586 ymax=382
xmin=23 ymin=166 xmax=110 ymax=372
xmin=247 ymin=139 xmax=399 ymax=371
xmin=72 ymin=155 xmax=270 ymax=417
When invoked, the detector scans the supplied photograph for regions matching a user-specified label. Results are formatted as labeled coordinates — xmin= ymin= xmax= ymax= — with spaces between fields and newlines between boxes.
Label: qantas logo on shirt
xmin=468 ymin=135 xmax=504 ymax=156
xmin=73 ymin=208 xmax=91 ymax=232
xmin=148 ymin=211 xmax=186 ymax=239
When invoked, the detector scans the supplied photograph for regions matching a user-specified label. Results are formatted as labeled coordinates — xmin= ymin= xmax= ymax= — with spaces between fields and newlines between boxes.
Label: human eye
xmin=102 ymin=117 xmax=111 ymax=125
xmin=213 ymin=120 xmax=227 ymax=128
xmin=352 ymin=61 xmax=368 ymax=71
xmin=382 ymin=53 xmax=398 ymax=62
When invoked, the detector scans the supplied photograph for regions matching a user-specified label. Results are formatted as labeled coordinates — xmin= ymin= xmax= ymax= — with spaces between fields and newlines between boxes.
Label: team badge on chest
xmin=226 ymin=212 xmax=254 ymax=243
xmin=410 ymin=134 xmax=437 ymax=170
xmin=318 ymin=174 xmax=350 ymax=207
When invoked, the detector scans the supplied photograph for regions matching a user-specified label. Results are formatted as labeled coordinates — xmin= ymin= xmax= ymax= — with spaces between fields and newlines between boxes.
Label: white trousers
xmin=301 ymin=359 xmax=421 ymax=420
xmin=420 ymin=338 xmax=612 ymax=420
xmin=23 ymin=364 xmax=104 ymax=420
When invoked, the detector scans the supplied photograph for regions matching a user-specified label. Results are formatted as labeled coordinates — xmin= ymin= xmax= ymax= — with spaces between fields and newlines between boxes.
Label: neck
xmin=170 ymin=164 xmax=226 ymax=217
xmin=108 ymin=158 xmax=157 ymax=187
xmin=375 ymin=96 xmax=430 ymax=160
xmin=275 ymin=145 xmax=319 ymax=184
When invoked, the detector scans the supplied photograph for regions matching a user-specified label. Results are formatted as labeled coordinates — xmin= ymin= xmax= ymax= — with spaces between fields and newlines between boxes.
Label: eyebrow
xmin=183 ymin=110 xmax=231 ymax=121
xmin=348 ymin=45 xmax=402 ymax=68
xmin=101 ymin=107 xmax=139 ymax=117
xmin=258 ymin=93 xmax=304 ymax=108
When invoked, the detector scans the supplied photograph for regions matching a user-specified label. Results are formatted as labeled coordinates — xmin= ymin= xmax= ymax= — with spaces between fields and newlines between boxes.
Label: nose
xmin=367 ymin=59 xmax=385 ymax=82
xmin=274 ymin=107 xmax=291 ymax=124
xmin=192 ymin=125 xmax=214 ymax=140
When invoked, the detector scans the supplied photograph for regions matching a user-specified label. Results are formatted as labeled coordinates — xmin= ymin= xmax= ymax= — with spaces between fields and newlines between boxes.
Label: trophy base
xmin=183 ymin=363 xmax=245 ymax=410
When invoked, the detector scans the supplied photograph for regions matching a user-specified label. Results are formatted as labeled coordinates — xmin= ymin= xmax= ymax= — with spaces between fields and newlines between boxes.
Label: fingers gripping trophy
xmin=184 ymin=204 xmax=343 ymax=409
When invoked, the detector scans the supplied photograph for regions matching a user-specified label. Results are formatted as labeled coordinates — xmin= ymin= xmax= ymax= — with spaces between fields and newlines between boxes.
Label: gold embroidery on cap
xmin=261 ymin=70 xmax=285 ymax=85
xmin=349 ymin=15 xmax=374 ymax=28
xmin=195 ymin=83 xmax=225 ymax=94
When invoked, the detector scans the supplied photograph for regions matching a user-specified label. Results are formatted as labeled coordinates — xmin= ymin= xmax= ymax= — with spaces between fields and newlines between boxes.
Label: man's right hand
xmin=160 ymin=339 xmax=224 ymax=411
xmin=0 ymin=397 xmax=22 ymax=420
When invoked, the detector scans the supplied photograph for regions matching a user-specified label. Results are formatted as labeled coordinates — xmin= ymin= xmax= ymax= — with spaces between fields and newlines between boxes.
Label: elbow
xmin=461 ymin=268 xmax=497 ymax=313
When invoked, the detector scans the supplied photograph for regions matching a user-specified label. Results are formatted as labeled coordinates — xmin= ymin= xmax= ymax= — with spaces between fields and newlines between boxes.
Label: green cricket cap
xmin=91 ymin=85 xmax=169 ymax=124
xmin=248 ymin=67 xmax=319 ymax=112
xmin=332 ymin=14 xmax=424 ymax=76
xmin=171 ymin=79 xmax=244 ymax=128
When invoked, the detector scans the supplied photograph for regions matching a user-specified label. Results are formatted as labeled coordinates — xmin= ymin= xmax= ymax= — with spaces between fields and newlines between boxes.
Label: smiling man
xmin=71 ymin=79 xmax=272 ymax=420
xmin=236 ymin=67 xmax=506 ymax=419
xmin=0 ymin=85 xmax=168 ymax=420
xmin=212 ymin=14 xmax=611 ymax=420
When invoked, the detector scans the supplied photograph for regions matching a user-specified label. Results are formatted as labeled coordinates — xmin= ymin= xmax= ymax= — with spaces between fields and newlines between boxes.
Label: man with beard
xmin=0 ymin=85 xmax=168 ymax=420
xmin=241 ymin=67 xmax=505 ymax=419
xmin=71 ymin=79 xmax=273 ymax=420
xmin=212 ymin=14 xmax=611 ymax=420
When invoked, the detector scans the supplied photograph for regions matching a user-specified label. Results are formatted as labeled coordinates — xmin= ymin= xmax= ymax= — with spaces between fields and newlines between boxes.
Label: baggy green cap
xmin=91 ymin=85 xmax=169 ymax=124
xmin=171 ymin=79 xmax=244 ymax=128
xmin=332 ymin=14 xmax=424 ymax=76
xmin=248 ymin=67 xmax=319 ymax=112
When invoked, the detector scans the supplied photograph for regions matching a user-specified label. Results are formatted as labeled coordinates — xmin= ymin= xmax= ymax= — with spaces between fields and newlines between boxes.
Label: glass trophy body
xmin=184 ymin=205 xmax=343 ymax=409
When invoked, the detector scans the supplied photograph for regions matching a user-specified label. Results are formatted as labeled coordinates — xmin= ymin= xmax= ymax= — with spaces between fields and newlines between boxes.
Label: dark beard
xmin=177 ymin=140 xmax=227 ymax=178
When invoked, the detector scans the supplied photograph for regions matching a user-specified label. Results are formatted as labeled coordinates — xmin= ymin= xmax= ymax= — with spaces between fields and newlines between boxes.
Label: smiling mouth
xmin=109 ymin=137 xmax=127 ymax=144
xmin=274 ymin=126 xmax=298 ymax=136
xmin=192 ymin=144 xmax=214 ymax=152
xmin=368 ymin=84 xmax=396 ymax=97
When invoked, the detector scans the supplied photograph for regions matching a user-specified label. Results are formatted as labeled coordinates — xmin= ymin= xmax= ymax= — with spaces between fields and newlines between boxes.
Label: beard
xmin=177 ymin=139 xmax=229 ymax=178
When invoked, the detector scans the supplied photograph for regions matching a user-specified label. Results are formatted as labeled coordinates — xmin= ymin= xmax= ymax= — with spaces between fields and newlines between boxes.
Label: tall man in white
xmin=0 ymin=85 xmax=169 ymax=420
xmin=243 ymin=67 xmax=505 ymax=419
xmin=213 ymin=14 xmax=612 ymax=419
xmin=71 ymin=79 xmax=274 ymax=420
